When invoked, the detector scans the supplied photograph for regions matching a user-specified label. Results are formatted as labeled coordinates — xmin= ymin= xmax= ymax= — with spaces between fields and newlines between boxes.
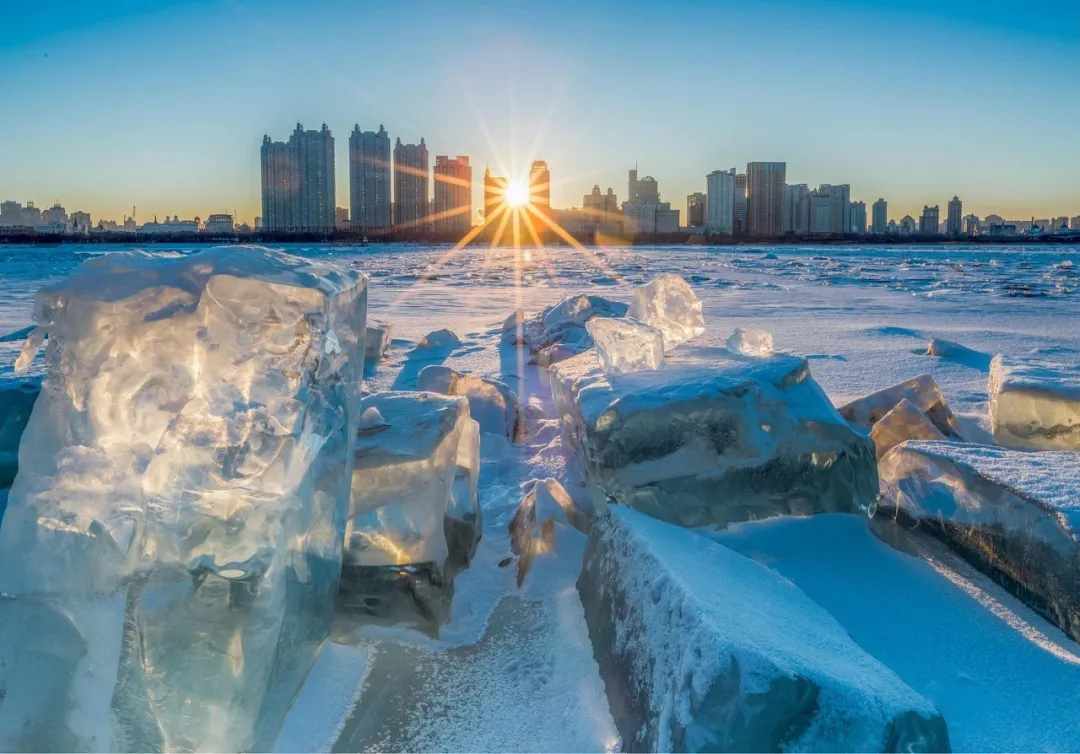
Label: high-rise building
xmin=40 ymin=204 xmax=68 ymax=227
xmin=582 ymin=185 xmax=619 ymax=217
xmin=70 ymin=211 xmax=91 ymax=231
xmin=746 ymin=162 xmax=786 ymax=237
xmin=783 ymin=184 xmax=809 ymax=234
xmin=899 ymin=215 xmax=916 ymax=235
xmin=530 ymin=160 xmax=551 ymax=215
xmin=806 ymin=185 xmax=850 ymax=234
xmin=1071 ymin=215 xmax=1080 ymax=230
xmin=947 ymin=196 xmax=963 ymax=236
xmin=484 ymin=168 xmax=507 ymax=226
xmin=705 ymin=169 xmax=735 ymax=235
xmin=733 ymin=173 xmax=748 ymax=235
xmin=920 ymin=205 xmax=940 ymax=236
xmin=335 ymin=207 xmax=349 ymax=229
xmin=393 ymin=137 xmax=429 ymax=231
xmin=850 ymin=201 xmax=867 ymax=234
xmin=433 ymin=155 xmax=472 ymax=235
xmin=871 ymin=198 xmax=888 ymax=234
xmin=260 ymin=123 xmax=335 ymax=232
xmin=965 ymin=215 xmax=980 ymax=235
xmin=348 ymin=124 xmax=392 ymax=232
xmin=686 ymin=192 xmax=706 ymax=228
xmin=627 ymin=168 xmax=660 ymax=204
xmin=0 ymin=201 xmax=22 ymax=226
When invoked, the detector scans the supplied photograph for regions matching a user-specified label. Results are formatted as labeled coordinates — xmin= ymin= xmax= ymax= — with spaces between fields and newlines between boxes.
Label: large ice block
xmin=879 ymin=440 xmax=1080 ymax=642
xmin=840 ymin=374 xmax=964 ymax=438
xmin=988 ymin=355 xmax=1080 ymax=450
xmin=445 ymin=415 xmax=482 ymax=574
xmin=725 ymin=327 xmax=774 ymax=357
xmin=551 ymin=346 xmax=878 ymax=528
xmin=585 ymin=316 xmax=664 ymax=375
xmin=417 ymin=364 xmax=522 ymax=440
xmin=509 ymin=478 xmax=585 ymax=586
xmin=0 ymin=246 xmax=367 ymax=752
xmin=0 ymin=377 xmax=40 ymax=490
xmin=626 ymin=273 xmax=705 ymax=348
xmin=578 ymin=507 xmax=950 ymax=752
xmin=502 ymin=294 xmax=628 ymax=367
xmin=870 ymin=398 xmax=946 ymax=460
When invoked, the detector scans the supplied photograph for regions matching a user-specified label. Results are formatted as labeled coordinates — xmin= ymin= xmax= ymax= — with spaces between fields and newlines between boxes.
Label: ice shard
xmin=551 ymin=346 xmax=877 ymax=528
xmin=578 ymin=506 xmax=950 ymax=752
xmin=725 ymin=327 xmax=774 ymax=357
xmin=626 ymin=273 xmax=705 ymax=348
xmin=870 ymin=398 xmax=946 ymax=460
xmin=509 ymin=478 xmax=586 ymax=586
xmin=417 ymin=364 xmax=522 ymax=440
xmin=585 ymin=316 xmax=664 ymax=375
xmin=840 ymin=374 xmax=963 ymax=438
xmin=445 ymin=415 xmax=482 ymax=573
xmin=501 ymin=294 xmax=628 ymax=367
xmin=879 ymin=440 xmax=1080 ymax=642
xmin=988 ymin=355 xmax=1080 ymax=450
xmin=0 ymin=246 xmax=367 ymax=753
xmin=365 ymin=319 xmax=393 ymax=364
xmin=0 ymin=377 xmax=40 ymax=490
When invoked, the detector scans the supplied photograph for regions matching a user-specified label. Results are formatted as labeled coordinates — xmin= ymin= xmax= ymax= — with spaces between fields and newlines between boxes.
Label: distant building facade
xmin=393 ymin=137 xmax=429 ymax=231
xmin=627 ymin=169 xmax=660 ymax=204
xmin=204 ymin=213 xmax=234 ymax=234
xmin=582 ymin=185 xmax=619 ymax=218
xmin=733 ymin=173 xmax=748 ymax=235
xmin=705 ymin=169 xmax=735 ymax=235
xmin=783 ymin=184 xmax=809 ymax=234
xmin=139 ymin=215 xmax=200 ymax=234
xmin=850 ymin=201 xmax=867 ymax=234
xmin=871 ymin=198 xmax=888 ymax=234
xmin=947 ymin=196 xmax=963 ymax=236
xmin=920 ymin=205 xmax=940 ymax=236
xmin=348 ymin=124 xmax=392 ymax=233
xmin=433 ymin=155 xmax=472 ymax=235
xmin=806 ymin=184 xmax=850 ymax=235
xmin=686 ymin=192 xmax=706 ymax=228
xmin=70 ymin=211 xmax=91 ymax=232
xmin=746 ymin=162 xmax=786 ymax=237
xmin=530 ymin=160 xmax=551 ymax=215
xmin=260 ymin=122 xmax=336 ymax=232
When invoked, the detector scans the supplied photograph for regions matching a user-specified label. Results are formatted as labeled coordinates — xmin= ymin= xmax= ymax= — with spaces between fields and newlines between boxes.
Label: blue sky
xmin=1 ymin=0 xmax=1077 ymax=224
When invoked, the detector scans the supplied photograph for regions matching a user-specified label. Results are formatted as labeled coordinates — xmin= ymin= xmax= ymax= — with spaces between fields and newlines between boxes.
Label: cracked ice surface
xmin=0 ymin=246 xmax=367 ymax=752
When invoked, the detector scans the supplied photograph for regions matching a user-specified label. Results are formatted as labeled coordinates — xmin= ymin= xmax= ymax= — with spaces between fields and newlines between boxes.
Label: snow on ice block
xmin=726 ymin=327 xmax=774 ymax=357
xmin=417 ymin=328 xmax=462 ymax=350
xmin=870 ymin=398 xmax=946 ymax=460
xmin=626 ymin=273 xmax=705 ymax=348
xmin=0 ymin=377 xmax=40 ymax=490
xmin=879 ymin=440 xmax=1080 ymax=642
xmin=551 ymin=346 xmax=877 ymax=528
xmin=0 ymin=246 xmax=368 ymax=753
xmin=578 ymin=507 xmax=950 ymax=752
xmin=509 ymin=478 xmax=587 ymax=586
xmin=365 ymin=319 xmax=392 ymax=364
xmin=988 ymin=355 xmax=1080 ymax=450
xmin=417 ymin=364 xmax=522 ymax=440
xmin=586 ymin=316 xmax=664 ymax=375
xmin=502 ymin=294 xmax=628 ymax=366
xmin=840 ymin=374 xmax=963 ymax=438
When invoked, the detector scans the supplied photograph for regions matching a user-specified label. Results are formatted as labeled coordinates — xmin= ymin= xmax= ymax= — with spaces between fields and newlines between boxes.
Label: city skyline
xmin=2 ymin=0 xmax=1079 ymax=223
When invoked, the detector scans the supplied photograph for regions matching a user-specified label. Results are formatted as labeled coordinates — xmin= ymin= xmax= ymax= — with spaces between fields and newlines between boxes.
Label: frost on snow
xmin=585 ymin=316 xmax=664 ymax=375
xmin=726 ymin=327 xmax=775 ymax=357
xmin=840 ymin=374 xmax=964 ymax=439
xmin=0 ymin=246 xmax=368 ymax=753
xmin=577 ymin=506 xmax=950 ymax=752
xmin=551 ymin=346 xmax=878 ymax=528
xmin=501 ymin=294 xmax=628 ymax=367
xmin=339 ymin=391 xmax=480 ymax=624
xmin=509 ymin=478 xmax=587 ymax=586
xmin=870 ymin=398 xmax=947 ymax=460
xmin=417 ymin=364 xmax=522 ymax=441
xmin=0 ymin=377 xmax=39 ymax=490
xmin=988 ymin=355 xmax=1080 ymax=450
xmin=626 ymin=273 xmax=705 ymax=349
xmin=879 ymin=440 xmax=1080 ymax=642
xmin=365 ymin=319 xmax=393 ymax=364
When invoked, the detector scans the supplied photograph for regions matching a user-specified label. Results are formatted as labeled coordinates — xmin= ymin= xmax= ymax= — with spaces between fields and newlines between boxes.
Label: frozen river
xmin=3 ymin=242 xmax=1080 ymax=751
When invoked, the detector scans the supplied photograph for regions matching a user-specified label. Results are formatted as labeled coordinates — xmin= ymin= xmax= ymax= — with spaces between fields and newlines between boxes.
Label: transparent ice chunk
xmin=870 ymin=398 xmax=946 ymax=460
xmin=365 ymin=319 xmax=393 ymax=364
xmin=0 ymin=378 xmax=40 ymax=490
xmin=726 ymin=327 xmax=774 ymax=357
xmin=840 ymin=374 xmax=963 ymax=438
xmin=417 ymin=365 xmax=522 ymax=440
xmin=0 ymin=246 xmax=367 ymax=752
xmin=446 ymin=417 xmax=482 ymax=573
xmin=508 ymin=478 xmax=584 ymax=585
xmin=988 ymin=355 xmax=1080 ymax=450
xmin=501 ymin=295 xmax=628 ymax=367
xmin=417 ymin=328 xmax=462 ymax=350
xmin=585 ymin=317 xmax=664 ymax=375
xmin=626 ymin=273 xmax=705 ymax=348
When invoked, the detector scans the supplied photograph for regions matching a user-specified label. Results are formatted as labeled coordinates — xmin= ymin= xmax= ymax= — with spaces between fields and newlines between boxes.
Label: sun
xmin=504 ymin=179 xmax=530 ymax=207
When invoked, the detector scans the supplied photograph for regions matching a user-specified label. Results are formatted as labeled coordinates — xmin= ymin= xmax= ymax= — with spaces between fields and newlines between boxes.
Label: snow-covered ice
xmin=503 ymin=293 xmax=628 ymax=366
xmin=416 ymin=364 xmax=522 ymax=440
xmin=585 ymin=316 xmax=664 ymax=374
xmin=578 ymin=506 xmax=949 ymax=751
xmin=988 ymin=354 xmax=1080 ymax=450
xmin=726 ymin=326 xmax=775 ymax=356
xmin=551 ymin=345 xmax=878 ymax=527
xmin=626 ymin=273 xmax=705 ymax=348
xmin=0 ymin=246 xmax=367 ymax=752
xmin=880 ymin=440 xmax=1080 ymax=641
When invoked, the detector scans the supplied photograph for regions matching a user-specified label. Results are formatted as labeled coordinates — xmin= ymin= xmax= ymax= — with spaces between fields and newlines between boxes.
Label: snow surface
xmin=4 ymin=242 xmax=1080 ymax=751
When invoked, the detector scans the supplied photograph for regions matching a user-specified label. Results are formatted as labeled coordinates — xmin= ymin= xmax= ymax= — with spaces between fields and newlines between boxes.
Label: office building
xmin=41 ymin=203 xmax=68 ymax=227
xmin=746 ymin=162 xmax=786 ymax=237
xmin=686 ymin=192 xmax=706 ymax=228
xmin=947 ymin=196 xmax=963 ymax=236
xmin=529 ymin=160 xmax=551 ymax=215
xmin=260 ymin=136 xmax=292 ymax=230
xmin=393 ymin=137 xmax=429 ymax=230
xmin=433 ymin=155 xmax=472 ymax=235
xmin=850 ymin=201 xmax=867 ymax=234
xmin=348 ymin=124 xmax=392 ymax=232
xmin=70 ymin=211 xmax=91 ymax=232
xmin=582 ymin=185 xmax=619 ymax=217
xmin=733 ymin=173 xmax=748 ymax=235
xmin=335 ymin=207 xmax=349 ymax=229
xmin=705 ymin=169 xmax=736 ymax=235
xmin=806 ymin=184 xmax=850 ymax=235
xmin=484 ymin=168 xmax=508 ymax=226
xmin=260 ymin=122 xmax=336 ymax=232
xmin=920 ymin=205 xmax=940 ymax=236
xmin=204 ymin=214 xmax=234 ymax=234
xmin=872 ymin=199 xmax=887 ymax=234
xmin=627 ymin=168 xmax=660 ymax=204
xmin=783 ymin=183 xmax=809 ymax=234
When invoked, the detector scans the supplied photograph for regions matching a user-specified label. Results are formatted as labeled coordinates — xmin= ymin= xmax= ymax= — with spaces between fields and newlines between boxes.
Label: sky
xmin=1 ymin=0 xmax=1078 ymax=225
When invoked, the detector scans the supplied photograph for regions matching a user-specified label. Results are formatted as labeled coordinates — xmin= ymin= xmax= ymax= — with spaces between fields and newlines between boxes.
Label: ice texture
xmin=417 ymin=364 xmax=522 ymax=440
xmin=879 ymin=440 xmax=1080 ymax=642
xmin=551 ymin=346 xmax=878 ymax=527
xmin=0 ymin=377 xmax=40 ymax=489
xmin=445 ymin=415 xmax=482 ymax=573
xmin=0 ymin=246 xmax=368 ymax=752
xmin=988 ymin=355 xmax=1080 ymax=450
xmin=585 ymin=316 xmax=664 ymax=375
xmin=365 ymin=319 xmax=392 ymax=364
xmin=840 ymin=374 xmax=964 ymax=438
xmin=726 ymin=327 xmax=775 ymax=357
xmin=870 ymin=398 xmax=947 ymax=460
xmin=578 ymin=506 xmax=950 ymax=752
xmin=626 ymin=273 xmax=705 ymax=348
xmin=509 ymin=478 xmax=585 ymax=586
xmin=501 ymin=294 xmax=628 ymax=367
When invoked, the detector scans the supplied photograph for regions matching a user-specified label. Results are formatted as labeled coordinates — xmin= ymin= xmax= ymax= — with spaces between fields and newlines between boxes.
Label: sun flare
xmin=504 ymin=180 xmax=530 ymax=207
